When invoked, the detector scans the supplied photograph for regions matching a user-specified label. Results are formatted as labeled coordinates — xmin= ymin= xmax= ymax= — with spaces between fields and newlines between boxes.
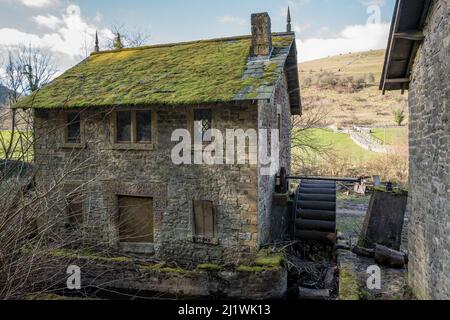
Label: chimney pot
xmin=251 ymin=12 xmax=272 ymax=57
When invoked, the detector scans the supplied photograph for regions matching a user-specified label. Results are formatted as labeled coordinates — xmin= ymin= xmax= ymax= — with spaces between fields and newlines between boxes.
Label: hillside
xmin=0 ymin=85 xmax=10 ymax=106
xmin=298 ymin=50 xmax=408 ymax=127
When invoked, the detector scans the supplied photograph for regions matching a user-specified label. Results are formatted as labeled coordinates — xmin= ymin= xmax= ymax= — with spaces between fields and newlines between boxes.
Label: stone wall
xmin=407 ymin=0 xmax=450 ymax=300
xmin=47 ymin=256 xmax=288 ymax=300
xmin=257 ymin=74 xmax=292 ymax=246
xmin=34 ymin=102 xmax=260 ymax=265
xmin=34 ymin=71 xmax=293 ymax=265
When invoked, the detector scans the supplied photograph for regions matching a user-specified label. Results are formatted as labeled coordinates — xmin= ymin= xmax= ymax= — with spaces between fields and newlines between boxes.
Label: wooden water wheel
xmin=294 ymin=179 xmax=337 ymax=243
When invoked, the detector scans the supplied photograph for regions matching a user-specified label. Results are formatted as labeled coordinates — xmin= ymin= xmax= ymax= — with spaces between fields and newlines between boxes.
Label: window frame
xmin=191 ymin=200 xmax=219 ymax=245
xmin=188 ymin=107 xmax=215 ymax=149
xmin=63 ymin=111 xmax=85 ymax=149
xmin=110 ymin=108 xmax=157 ymax=150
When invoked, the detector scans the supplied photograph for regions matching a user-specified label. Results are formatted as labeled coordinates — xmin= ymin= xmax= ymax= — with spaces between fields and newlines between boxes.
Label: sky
xmin=0 ymin=0 xmax=396 ymax=74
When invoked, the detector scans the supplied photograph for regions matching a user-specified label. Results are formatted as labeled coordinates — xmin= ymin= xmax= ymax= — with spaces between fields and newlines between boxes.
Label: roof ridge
xmin=90 ymin=32 xmax=295 ymax=56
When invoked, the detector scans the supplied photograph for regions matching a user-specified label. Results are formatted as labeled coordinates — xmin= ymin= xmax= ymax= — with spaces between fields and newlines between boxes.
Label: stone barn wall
xmin=34 ymin=102 xmax=261 ymax=265
xmin=257 ymin=74 xmax=292 ymax=245
xmin=407 ymin=0 xmax=450 ymax=300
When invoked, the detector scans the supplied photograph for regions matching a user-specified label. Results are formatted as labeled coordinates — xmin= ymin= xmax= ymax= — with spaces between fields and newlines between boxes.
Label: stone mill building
xmin=16 ymin=12 xmax=301 ymax=264
xmin=381 ymin=0 xmax=449 ymax=299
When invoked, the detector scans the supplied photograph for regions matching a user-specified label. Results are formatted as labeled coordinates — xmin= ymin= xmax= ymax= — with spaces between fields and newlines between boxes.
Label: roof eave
xmin=281 ymin=35 xmax=301 ymax=115
xmin=380 ymin=0 xmax=432 ymax=94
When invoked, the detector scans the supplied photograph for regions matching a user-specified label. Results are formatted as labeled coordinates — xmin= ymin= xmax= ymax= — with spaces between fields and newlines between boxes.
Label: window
xmin=118 ymin=196 xmax=154 ymax=243
xmin=66 ymin=192 xmax=83 ymax=230
xmin=116 ymin=111 xmax=132 ymax=143
xmin=192 ymin=200 xmax=216 ymax=240
xmin=114 ymin=110 xmax=153 ymax=146
xmin=136 ymin=110 xmax=152 ymax=143
xmin=66 ymin=112 xmax=81 ymax=144
xmin=194 ymin=109 xmax=212 ymax=142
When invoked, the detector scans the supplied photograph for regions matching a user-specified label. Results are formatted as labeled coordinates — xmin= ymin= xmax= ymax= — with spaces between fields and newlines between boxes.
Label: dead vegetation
xmin=299 ymin=50 xmax=409 ymax=128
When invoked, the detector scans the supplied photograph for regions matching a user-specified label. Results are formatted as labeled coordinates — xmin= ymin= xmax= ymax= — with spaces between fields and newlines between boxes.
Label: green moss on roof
xmin=15 ymin=34 xmax=294 ymax=109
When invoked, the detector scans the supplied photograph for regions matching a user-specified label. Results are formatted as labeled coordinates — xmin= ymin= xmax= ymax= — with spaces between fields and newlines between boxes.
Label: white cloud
xmin=33 ymin=15 xmax=62 ymax=30
xmin=17 ymin=0 xmax=59 ymax=7
xmin=297 ymin=22 xmax=390 ymax=62
xmin=218 ymin=15 xmax=246 ymax=26
xmin=94 ymin=12 xmax=103 ymax=24
xmin=0 ymin=5 xmax=113 ymax=62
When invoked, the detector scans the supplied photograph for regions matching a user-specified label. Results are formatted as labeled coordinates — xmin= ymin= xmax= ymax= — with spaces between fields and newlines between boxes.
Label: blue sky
xmin=0 ymin=0 xmax=396 ymax=71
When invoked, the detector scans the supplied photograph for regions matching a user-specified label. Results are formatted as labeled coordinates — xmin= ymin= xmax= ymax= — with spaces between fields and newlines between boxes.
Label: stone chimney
xmin=251 ymin=12 xmax=272 ymax=57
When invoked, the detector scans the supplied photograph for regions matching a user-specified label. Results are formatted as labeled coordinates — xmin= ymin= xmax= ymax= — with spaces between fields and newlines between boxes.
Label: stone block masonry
xmin=34 ymin=72 xmax=291 ymax=265
xmin=34 ymin=102 xmax=261 ymax=264
xmin=46 ymin=254 xmax=288 ymax=299
xmin=407 ymin=0 xmax=450 ymax=300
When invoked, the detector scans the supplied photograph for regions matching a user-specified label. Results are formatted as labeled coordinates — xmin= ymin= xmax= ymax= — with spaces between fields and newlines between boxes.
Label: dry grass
xmin=299 ymin=50 xmax=409 ymax=127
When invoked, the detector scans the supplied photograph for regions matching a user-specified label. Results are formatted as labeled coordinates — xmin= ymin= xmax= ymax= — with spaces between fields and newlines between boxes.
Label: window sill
xmin=192 ymin=236 xmax=219 ymax=246
xmin=111 ymin=143 xmax=155 ymax=151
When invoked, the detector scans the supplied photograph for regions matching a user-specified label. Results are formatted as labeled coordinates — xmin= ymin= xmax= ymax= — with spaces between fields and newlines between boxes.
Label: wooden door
xmin=118 ymin=196 xmax=153 ymax=243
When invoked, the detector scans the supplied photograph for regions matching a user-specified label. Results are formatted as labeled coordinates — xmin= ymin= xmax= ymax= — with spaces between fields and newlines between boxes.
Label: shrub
xmin=393 ymin=109 xmax=406 ymax=126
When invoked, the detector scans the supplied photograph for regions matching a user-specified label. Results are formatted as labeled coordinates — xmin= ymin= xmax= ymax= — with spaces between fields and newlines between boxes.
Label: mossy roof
xmin=15 ymin=33 xmax=298 ymax=110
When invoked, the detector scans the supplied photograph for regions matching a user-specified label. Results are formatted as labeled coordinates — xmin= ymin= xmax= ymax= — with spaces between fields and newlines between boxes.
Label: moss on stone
xmin=255 ymin=254 xmax=285 ymax=268
xmin=50 ymin=248 xmax=132 ymax=263
xmin=339 ymin=265 xmax=360 ymax=300
xmin=237 ymin=251 xmax=285 ymax=272
xmin=272 ymin=36 xmax=294 ymax=47
xmin=236 ymin=265 xmax=275 ymax=272
xmin=241 ymin=62 xmax=282 ymax=99
xmin=197 ymin=263 xmax=222 ymax=271
xmin=15 ymin=34 xmax=294 ymax=109
xmin=139 ymin=263 xmax=193 ymax=275
xmin=370 ymin=186 xmax=408 ymax=195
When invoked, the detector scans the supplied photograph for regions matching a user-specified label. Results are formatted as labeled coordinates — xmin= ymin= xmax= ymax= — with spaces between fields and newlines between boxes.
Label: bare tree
xmin=0 ymin=45 xmax=57 ymax=161
xmin=15 ymin=45 xmax=57 ymax=94
xmin=107 ymin=24 xmax=151 ymax=49
xmin=291 ymin=105 xmax=335 ymax=172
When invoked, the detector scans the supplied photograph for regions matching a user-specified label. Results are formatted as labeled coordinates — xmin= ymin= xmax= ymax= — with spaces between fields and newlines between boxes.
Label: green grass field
xmin=0 ymin=130 xmax=33 ymax=161
xmin=370 ymin=127 xmax=408 ymax=145
xmin=293 ymin=127 xmax=408 ymax=185
xmin=298 ymin=128 xmax=379 ymax=161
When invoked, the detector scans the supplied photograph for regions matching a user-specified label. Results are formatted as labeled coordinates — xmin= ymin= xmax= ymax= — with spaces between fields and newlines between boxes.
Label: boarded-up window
xmin=66 ymin=112 xmax=81 ymax=144
xmin=66 ymin=192 xmax=83 ymax=229
xmin=192 ymin=200 xmax=216 ymax=238
xmin=118 ymin=196 xmax=153 ymax=243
